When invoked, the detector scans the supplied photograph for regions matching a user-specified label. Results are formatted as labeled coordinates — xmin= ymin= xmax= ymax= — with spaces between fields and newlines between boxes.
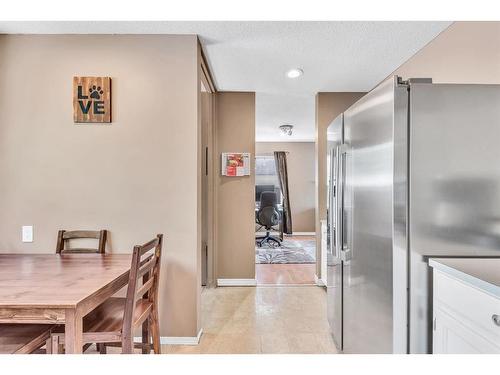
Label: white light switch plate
xmin=22 ymin=225 xmax=33 ymax=242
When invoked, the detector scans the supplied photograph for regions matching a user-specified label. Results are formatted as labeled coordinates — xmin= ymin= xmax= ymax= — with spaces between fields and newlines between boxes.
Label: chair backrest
xmin=122 ymin=234 xmax=163 ymax=337
xmin=260 ymin=191 xmax=277 ymax=208
xmin=56 ymin=230 xmax=107 ymax=254
xmin=257 ymin=191 xmax=279 ymax=228
xmin=256 ymin=185 xmax=275 ymax=202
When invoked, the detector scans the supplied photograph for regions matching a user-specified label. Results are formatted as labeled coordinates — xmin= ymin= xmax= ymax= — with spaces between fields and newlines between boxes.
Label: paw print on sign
xmin=89 ymin=85 xmax=104 ymax=100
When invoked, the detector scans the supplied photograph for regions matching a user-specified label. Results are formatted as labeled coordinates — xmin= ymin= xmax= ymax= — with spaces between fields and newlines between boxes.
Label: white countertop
xmin=429 ymin=258 xmax=500 ymax=298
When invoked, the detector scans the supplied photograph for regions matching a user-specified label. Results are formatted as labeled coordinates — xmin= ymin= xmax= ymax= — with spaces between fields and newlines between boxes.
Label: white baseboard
xmin=217 ymin=278 xmax=257 ymax=286
xmin=134 ymin=328 xmax=203 ymax=346
xmin=315 ymin=274 xmax=326 ymax=287
xmin=291 ymin=232 xmax=316 ymax=236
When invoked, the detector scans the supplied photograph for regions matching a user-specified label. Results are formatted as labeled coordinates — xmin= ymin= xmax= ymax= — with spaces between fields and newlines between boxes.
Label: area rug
xmin=255 ymin=239 xmax=316 ymax=264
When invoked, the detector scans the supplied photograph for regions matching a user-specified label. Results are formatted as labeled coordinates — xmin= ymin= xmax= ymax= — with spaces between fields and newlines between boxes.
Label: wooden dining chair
xmin=0 ymin=324 xmax=56 ymax=354
xmin=56 ymin=230 xmax=107 ymax=254
xmin=49 ymin=234 xmax=163 ymax=354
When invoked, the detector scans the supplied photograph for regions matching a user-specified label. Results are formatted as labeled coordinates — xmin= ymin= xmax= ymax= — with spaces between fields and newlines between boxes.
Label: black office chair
xmin=256 ymin=191 xmax=282 ymax=248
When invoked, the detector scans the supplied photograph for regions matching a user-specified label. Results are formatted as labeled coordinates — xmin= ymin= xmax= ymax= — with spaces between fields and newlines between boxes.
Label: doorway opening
xmin=254 ymin=132 xmax=317 ymax=285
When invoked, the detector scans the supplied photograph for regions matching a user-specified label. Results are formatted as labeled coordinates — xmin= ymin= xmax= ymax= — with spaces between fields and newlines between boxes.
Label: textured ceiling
xmin=256 ymin=93 xmax=315 ymax=142
xmin=0 ymin=21 xmax=452 ymax=141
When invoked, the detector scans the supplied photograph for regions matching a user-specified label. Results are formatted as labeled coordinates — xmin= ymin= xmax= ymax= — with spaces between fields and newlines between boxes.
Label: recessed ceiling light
xmin=286 ymin=68 xmax=303 ymax=79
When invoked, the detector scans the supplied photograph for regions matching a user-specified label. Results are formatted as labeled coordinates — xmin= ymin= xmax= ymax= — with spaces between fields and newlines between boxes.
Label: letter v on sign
xmin=78 ymin=100 xmax=92 ymax=114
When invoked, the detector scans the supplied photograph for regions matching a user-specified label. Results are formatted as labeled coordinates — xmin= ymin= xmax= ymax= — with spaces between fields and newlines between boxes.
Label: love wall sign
xmin=73 ymin=76 xmax=112 ymax=123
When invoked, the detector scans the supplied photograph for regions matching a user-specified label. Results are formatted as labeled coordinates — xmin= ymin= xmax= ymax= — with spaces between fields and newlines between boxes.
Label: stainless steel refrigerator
xmin=326 ymin=76 xmax=500 ymax=354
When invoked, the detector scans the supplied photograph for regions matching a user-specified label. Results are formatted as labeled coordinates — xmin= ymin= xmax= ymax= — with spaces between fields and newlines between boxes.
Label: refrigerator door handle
xmin=335 ymin=144 xmax=348 ymax=259
xmin=328 ymin=148 xmax=336 ymax=256
xmin=334 ymin=145 xmax=342 ymax=259
xmin=336 ymin=143 xmax=352 ymax=262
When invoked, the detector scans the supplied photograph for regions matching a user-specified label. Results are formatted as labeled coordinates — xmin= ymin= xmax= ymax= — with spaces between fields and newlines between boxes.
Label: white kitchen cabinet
xmin=431 ymin=259 xmax=500 ymax=354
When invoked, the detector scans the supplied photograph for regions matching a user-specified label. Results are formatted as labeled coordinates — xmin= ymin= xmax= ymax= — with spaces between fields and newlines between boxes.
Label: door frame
xmin=199 ymin=44 xmax=217 ymax=287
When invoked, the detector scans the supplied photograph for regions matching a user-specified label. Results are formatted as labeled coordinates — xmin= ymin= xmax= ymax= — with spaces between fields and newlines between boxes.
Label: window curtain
xmin=274 ymin=151 xmax=292 ymax=235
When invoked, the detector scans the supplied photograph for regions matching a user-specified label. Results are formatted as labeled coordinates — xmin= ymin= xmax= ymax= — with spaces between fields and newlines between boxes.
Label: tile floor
xmin=163 ymin=286 xmax=338 ymax=354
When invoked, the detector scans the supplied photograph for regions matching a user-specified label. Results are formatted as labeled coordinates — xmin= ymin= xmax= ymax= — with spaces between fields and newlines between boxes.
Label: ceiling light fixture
xmin=279 ymin=124 xmax=294 ymax=136
xmin=286 ymin=68 xmax=303 ymax=79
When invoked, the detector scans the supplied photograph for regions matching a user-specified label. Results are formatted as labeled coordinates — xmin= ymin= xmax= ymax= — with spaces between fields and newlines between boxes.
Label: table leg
xmin=64 ymin=308 xmax=83 ymax=354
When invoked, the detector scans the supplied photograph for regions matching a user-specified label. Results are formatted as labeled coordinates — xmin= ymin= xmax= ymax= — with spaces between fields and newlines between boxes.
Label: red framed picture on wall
xmin=221 ymin=152 xmax=251 ymax=176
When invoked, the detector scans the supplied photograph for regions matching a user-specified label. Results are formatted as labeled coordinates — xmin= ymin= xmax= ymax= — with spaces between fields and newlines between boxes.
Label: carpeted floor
xmin=255 ymin=238 xmax=316 ymax=264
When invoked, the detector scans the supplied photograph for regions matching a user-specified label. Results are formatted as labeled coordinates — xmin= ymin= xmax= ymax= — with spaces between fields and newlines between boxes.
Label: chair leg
xmin=121 ymin=336 xmax=134 ymax=354
xmin=47 ymin=335 xmax=60 ymax=354
xmin=151 ymin=306 xmax=161 ymax=354
xmin=142 ymin=318 xmax=151 ymax=354
xmin=45 ymin=338 xmax=52 ymax=354
xmin=99 ymin=343 xmax=107 ymax=354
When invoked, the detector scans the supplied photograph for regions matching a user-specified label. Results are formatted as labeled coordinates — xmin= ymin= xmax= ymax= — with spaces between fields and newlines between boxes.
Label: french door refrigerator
xmin=326 ymin=76 xmax=500 ymax=354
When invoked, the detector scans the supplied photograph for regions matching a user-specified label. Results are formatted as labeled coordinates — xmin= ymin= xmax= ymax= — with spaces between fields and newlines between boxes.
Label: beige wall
xmin=215 ymin=92 xmax=256 ymax=280
xmin=314 ymin=92 xmax=365 ymax=276
xmin=391 ymin=21 xmax=500 ymax=83
xmin=0 ymin=35 xmax=202 ymax=338
xmin=256 ymin=142 xmax=315 ymax=233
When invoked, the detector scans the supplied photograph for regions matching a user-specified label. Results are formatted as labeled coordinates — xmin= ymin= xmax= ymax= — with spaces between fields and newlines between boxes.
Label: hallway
xmin=255 ymin=235 xmax=317 ymax=285
xmin=164 ymin=286 xmax=337 ymax=354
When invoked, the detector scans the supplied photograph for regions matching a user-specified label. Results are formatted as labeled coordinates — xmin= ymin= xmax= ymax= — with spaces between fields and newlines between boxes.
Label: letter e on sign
xmin=73 ymin=76 xmax=112 ymax=123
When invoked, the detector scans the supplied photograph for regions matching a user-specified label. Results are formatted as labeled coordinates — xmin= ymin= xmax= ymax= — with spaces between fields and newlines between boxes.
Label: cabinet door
xmin=433 ymin=270 xmax=500 ymax=354
xmin=434 ymin=307 xmax=500 ymax=354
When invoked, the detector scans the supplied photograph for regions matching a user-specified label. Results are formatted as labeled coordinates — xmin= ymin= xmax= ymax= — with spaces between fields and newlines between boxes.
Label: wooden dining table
xmin=0 ymin=253 xmax=132 ymax=354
